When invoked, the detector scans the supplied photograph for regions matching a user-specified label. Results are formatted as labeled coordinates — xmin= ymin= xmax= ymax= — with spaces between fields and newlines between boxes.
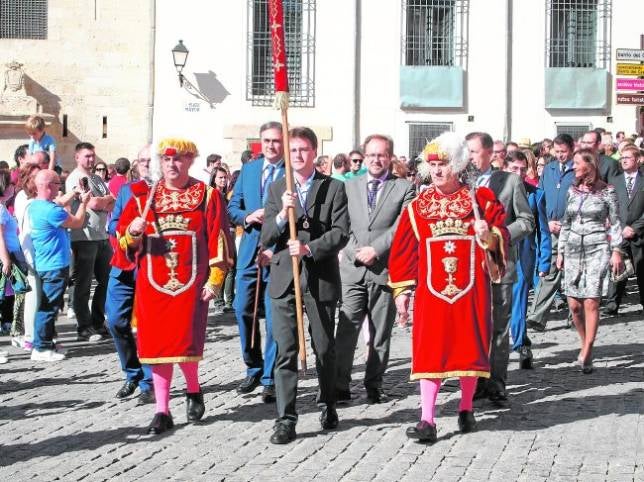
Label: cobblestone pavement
xmin=0 ymin=284 xmax=643 ymax=481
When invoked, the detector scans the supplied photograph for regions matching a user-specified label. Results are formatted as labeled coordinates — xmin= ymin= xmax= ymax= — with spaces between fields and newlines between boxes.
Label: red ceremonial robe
xmin=117 ymin=178 xmax=232 ymax=364
xmin=388 ymin=185 xmax=508 ymax=380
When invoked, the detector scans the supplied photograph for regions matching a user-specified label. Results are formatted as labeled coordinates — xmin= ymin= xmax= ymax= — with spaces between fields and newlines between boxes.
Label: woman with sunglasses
xmin=93 ymin=161 xmax=109 ymax=182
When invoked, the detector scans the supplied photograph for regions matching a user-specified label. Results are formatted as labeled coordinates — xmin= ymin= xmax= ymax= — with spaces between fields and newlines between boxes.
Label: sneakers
xmin=0 ymin=350 xmax=8 ymax=364
xmin=31 ymin=349 xmax=66 ymax=362
xmin=22 ymin=339 xmax=33 ymax=351
xmin=67 ymin=307 xmax=76 ymax=319
xmin=77 ymin=328 xmax=102 ymax=342
xmin=11 ymin=336 xmax=25 ymax=348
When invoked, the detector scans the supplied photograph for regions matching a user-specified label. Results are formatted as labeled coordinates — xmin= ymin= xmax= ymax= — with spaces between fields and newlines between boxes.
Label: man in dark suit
xmin=261 ymin=127 xmax=349 ymax=444
xmin=335 ymin=134 xmax=415 ymax=404
xmin=228 ymin=121 xmax=285 ymax=403
xmin=579 ymin=130 xmax=622 ymax=182
xmin=466 ymin=132 xmax=534 ymax=403
xmin=606 ymin=144 xmax=644 ymax=314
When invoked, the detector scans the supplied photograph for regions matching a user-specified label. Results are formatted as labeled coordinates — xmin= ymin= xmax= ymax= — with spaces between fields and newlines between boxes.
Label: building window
xmin=247 ymin=0 xmax=316 ymax=107
xmin=408 ymin=122 xmax=453 ymax=160
xmin=401 ymin=0 xmax=468 ymax=67
xmin=0 ymin=0 xmax=48 ymax=40
xmin=546 ymin=0 xmax=611 ymax=68
xmin=555 ymin=123 xmax=591 ymax=140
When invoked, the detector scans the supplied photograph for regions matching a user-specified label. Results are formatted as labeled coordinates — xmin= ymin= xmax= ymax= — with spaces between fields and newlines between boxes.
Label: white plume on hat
xmin=418 ymin=131 xmax=469 ymax=174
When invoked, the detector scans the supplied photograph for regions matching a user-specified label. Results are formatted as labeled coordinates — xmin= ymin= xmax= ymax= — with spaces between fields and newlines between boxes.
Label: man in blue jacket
xmin=105 ymin=146 xmax=153 ymax=403
xmin=228 ymin=122 xmax=285 ymax=403
xmin=505 ymin=152 xmax=551 ymax=368
xmin=527 ymin=134 xmax=575 ymax=332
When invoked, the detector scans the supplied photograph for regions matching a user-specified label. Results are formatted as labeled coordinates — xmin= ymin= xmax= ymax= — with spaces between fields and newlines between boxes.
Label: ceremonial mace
xmin=270 ymin=0 xmax=307 ymax=372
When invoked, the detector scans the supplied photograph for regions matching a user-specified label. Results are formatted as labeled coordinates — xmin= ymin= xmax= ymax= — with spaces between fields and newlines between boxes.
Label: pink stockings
xmin=420 ymin=376 xmax=478 ymax=424
xmin=151 ymin=362 xmax=201 ymax=414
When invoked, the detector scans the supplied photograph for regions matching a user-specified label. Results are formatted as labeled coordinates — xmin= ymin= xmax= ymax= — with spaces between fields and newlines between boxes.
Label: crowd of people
xmin=0 ymin=115 xmax=642 ymax=445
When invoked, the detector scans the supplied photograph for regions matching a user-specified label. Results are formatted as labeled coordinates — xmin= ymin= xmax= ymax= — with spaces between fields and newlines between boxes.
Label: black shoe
xmin=96 ymin=325 xmax=109 ymax=337
xmin=270 ymin=422 xmax=296 ymax=444
xmin=186 ymin=391 xmax=205 ymax=422
xmin=147 ymin=412 xmax=174 ymax=435
xmin=261 ymin=385 xmax=276 ymax=404
xmin=320 ymin=405 xmax=339 ymax=430
xmin=137 ymin=390 xmax=155 ymax=405
xmin=336 ymin=388 xmax=352 ymax=404
xmin=457 ymin=410 xmax=477 ymax=433
xmin=366 ymin=387 xmax=388 ymax=404
xmin=223 ymin=305 xmax=234 ymax=313
xmin=518 ymin=346 xmax=534 ymax=370
xmin=115 ymin=381 xmax=138 ymax=399
xmin=488 ymin=385 xmax=508 ymax=405
xmin=527 ymin=320 xmax=546 ymax=332
xmin=237 ymin=374 xmax=261 ymax=394
xmin=603 ymin=302 xmax=618 ymax=316
xmin=406 ymin=421 xmax=437 ymax=443
xmin=77 ymin=327 xmax=103 ymax=342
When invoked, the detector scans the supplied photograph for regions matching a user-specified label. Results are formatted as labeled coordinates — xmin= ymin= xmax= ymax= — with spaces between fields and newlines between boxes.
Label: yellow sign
xmin=616 ymin=63 xmax=644 ymax=76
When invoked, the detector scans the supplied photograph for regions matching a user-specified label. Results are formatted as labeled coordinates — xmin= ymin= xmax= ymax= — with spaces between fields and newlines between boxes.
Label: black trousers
xmin=271 ymin=289 xmax=337 ymax=425
xmin=606 ymin=243 xmax=644 ymax=308
xmin=71 ymin=239 xmax=112 ymax=332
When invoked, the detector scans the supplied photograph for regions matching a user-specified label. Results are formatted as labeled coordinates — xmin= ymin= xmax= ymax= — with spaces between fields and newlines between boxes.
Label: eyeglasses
xmin=350 ymin=158 xmax=363 ymax=163
xmin=95 ymin=167 xmax=107 ymax=172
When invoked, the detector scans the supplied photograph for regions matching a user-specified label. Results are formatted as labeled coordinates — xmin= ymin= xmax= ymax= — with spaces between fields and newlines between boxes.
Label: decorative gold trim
xmin=491 ymin=226 xmax=505 ymax=257
xmin=139 ymin=356 xmax=203 ymax=364
xmin=388 ymin=279 xmax=416 ymax=289
xmin=410 ymin=370 xmax=490 ymax=380
xmin=208 ymin=266 xmax=225 ymax=287
xmin=407 ymin=203 xmax=420 ymax=240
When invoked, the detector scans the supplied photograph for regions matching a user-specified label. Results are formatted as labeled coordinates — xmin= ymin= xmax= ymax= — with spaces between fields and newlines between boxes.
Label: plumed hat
xmin=419 ymin=132 xmax=469 ymax=174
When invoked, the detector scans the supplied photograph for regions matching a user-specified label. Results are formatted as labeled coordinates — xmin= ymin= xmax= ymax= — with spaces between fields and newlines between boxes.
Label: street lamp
xmin=170 ymin=40 xmax=213 ymax=108
xmin=172 ymin=40 xmax=189 ymax=87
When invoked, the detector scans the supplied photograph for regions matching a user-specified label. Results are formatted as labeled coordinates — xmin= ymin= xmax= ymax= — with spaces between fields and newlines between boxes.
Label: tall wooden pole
xmin=270 ymin=0 xmax=307 ymax=372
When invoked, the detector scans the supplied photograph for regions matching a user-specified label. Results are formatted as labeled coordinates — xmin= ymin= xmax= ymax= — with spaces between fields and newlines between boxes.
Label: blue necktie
xmin=262 ymin=164 xmax=275 ymax=204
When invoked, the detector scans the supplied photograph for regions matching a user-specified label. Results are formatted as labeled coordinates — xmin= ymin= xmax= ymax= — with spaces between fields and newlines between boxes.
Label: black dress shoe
xmin=320 ymin=405 xmax=339 ymax=430
xmin=366 ymin=387 xmax=388 ymax=404
xmin=186 ymin=391 xmax=205 ymax=422
xmin=137 ymin=390 xmax=155 ymax=405
xmin=527 ymin=320 xmax=546 ymax=332
xmin=115 ymin=381 xmax=138 ymax=399
xmin=336 ymin=389 xmax=352 ymax=404
xmin=237 ymin=375 xmax=261 ymax=394
xmin=147 ymin=412 xmax=174 ymax=435
xmin=457 ymin=410 xmax=477 ymax=433
xmin=406 ymin=421 xmax=437 ymax=443
xmin=518 ymin=346 xmax=534 ymax=370
xmin=270 ymin=422 xmax=296 ymax=444
xmin=488 ymin=387 xmax=508 ymax=405
xmin=261 ymin=385 xmax=276 ymax=404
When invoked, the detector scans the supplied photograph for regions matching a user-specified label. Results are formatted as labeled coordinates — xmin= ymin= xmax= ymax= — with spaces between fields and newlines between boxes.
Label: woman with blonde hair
xmin=556 ymin=148 xmax=623 ymax=374
xmin=522 ymin=149 xmax=540 ymax=187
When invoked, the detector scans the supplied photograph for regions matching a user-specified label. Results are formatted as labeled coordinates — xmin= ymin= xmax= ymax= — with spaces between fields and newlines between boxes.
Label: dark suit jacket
xmin=599 ymin=154 xmax=622 ymax=183
xmin=488 ymin=170 xmax=535 ymax=283
xmin=228 ymin=158 xmax=285 ymax=271
xmin=608 ymin=168 xmax=644 ymax=247
xmin=260 ymin=171 xmax=349 ymax=302
xmin=340 ymin=174 xmax=415 ymax=286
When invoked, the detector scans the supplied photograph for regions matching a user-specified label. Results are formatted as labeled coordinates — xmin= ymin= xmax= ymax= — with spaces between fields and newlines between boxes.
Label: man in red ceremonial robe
xmin=118 ymin=138 xmax=232 ymax=435
xmin=389 ymin=132 xmax=509 ymax=443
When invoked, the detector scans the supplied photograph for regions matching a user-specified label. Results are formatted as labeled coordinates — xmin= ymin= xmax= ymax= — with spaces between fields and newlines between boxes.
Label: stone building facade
xmin=0 ymin=0 xmax=154 ymax=168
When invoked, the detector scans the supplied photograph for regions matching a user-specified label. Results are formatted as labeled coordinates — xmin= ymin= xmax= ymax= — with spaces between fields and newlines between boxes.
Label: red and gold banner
xmin=269 ymin=0 xmax=289 ymax=93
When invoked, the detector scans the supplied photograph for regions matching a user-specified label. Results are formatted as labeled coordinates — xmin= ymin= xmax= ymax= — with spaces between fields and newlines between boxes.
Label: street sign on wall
xmin=616 ymin=93 xmax=644 ymax=105
xmin=616 ymin=48 xmax=644 ymax=61
xmin=616 ymin=78 xmax=644 ymax=91
xmin=616 ymin=63 xmax=644 ymax=76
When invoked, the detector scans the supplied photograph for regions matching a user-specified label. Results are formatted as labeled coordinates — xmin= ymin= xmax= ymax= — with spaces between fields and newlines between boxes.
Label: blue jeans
xmin=105 ymin=268 xmax=152 ymax=391
xmin=233 ymin=265 xmax=276 ymax=386
xmin=34 ymin=268 xmax=69 ymax=351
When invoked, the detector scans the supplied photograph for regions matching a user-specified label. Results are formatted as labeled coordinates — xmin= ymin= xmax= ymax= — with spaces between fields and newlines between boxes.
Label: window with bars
xmin=408 ymin=122 xmax=453 ymax=160
xmin=0 ymin=0 xmax=48 ymax=39
xmin=247 ymin=0 xmax=316 ymax=107
xmin=555 ymin=124 xmax=591 ymax=140
xmin=546 ymin=0 xmax=611 ymax=68
xmin=402 ymin=0 xmax=468 ymax=67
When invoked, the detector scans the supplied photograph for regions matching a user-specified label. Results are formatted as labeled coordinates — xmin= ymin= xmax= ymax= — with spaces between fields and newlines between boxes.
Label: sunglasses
xmin=350 ymin=158 xmax=363 ymax=163
xmin=95 ymin=167 xmax=107 ymax=172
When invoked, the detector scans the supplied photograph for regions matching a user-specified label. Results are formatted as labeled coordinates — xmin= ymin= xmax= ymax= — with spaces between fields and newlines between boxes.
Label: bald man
xmin=30 ymin=170 xmax=91 ymax=361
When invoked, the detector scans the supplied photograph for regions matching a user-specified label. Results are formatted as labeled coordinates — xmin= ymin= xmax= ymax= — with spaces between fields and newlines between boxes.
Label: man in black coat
xmin=605 ymin=144 xmax=644 ymax=314
xmin=261 ymin=127 xmax=349 ymax=444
